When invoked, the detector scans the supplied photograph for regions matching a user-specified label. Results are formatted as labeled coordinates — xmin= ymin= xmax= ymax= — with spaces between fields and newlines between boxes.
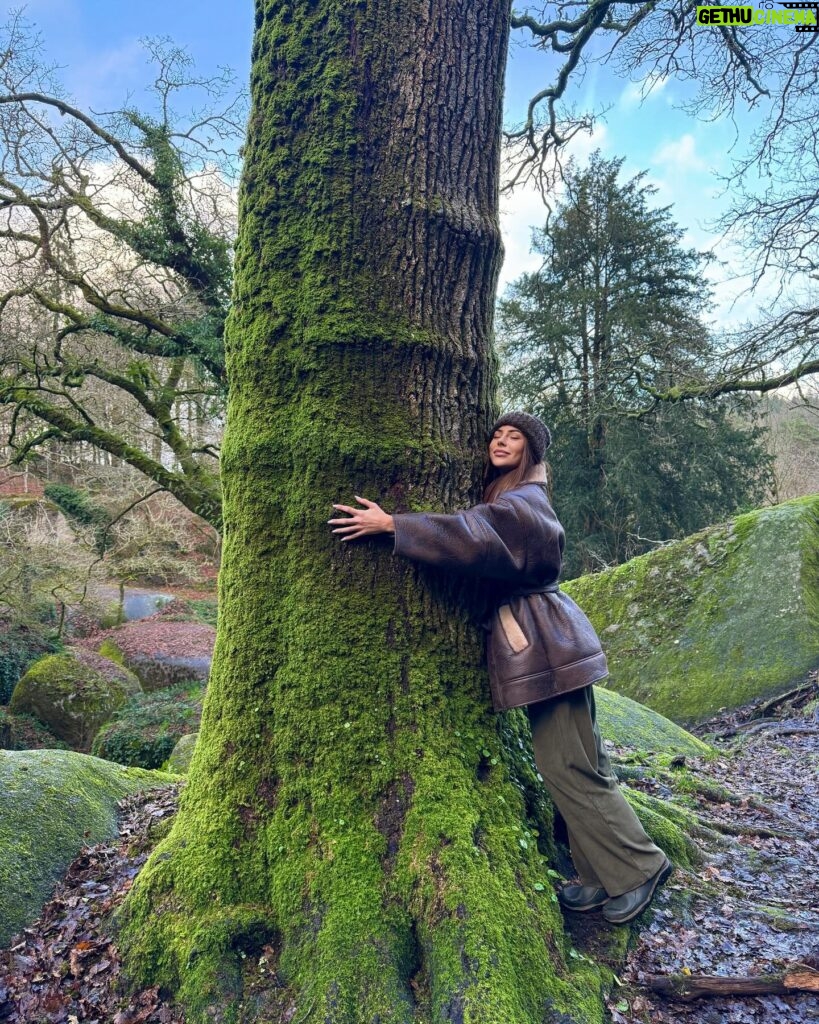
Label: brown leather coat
xmin=392 ymin=468 xmax=608 ymax=711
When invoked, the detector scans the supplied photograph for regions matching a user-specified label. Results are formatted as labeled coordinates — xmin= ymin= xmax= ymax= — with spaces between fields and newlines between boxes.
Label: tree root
xmin=744 ymin=724 xmax=819 ymax=740
xmin=694 ymin=816 xmax=798 ymax=840
xmin=752 ymin=678 xmax=818 ymax=719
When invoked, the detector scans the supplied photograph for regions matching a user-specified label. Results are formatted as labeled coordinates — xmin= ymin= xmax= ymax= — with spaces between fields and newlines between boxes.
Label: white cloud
xmin=566 ymin=122 xmax=609 ymax=166
xmin=68 ymin=40 xmax=145 ymax=108
xmin=652 ymin=133 xmax=708 ymax=173
xmin=498 ymin=182 xmax=546 ymax=295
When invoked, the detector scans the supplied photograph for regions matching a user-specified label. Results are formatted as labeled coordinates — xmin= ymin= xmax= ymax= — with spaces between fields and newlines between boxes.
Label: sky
xmin=1 ymin=0 xmax=795 ymax=327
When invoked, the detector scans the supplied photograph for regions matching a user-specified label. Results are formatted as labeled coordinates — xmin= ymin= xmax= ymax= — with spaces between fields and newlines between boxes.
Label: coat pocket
xmin=498 ymin=604 xmax=529 ymax=653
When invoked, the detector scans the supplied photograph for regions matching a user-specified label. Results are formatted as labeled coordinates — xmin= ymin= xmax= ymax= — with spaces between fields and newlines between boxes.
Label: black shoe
xmin=602 ymin=859 xmax=673 ymax=925
xmin=558 ymin=884 xmax=609 ymax=912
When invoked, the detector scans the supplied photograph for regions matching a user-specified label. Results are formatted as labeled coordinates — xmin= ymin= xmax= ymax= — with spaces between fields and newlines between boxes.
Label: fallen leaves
xmin=0 ymin=785 xmax=183 ymax=1024
xmin=602 ymin=675 xmax=819 ymax=1023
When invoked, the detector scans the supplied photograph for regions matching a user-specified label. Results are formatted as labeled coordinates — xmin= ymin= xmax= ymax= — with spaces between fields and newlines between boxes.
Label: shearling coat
xmin=392 ymin=468 xmax=608 ymax=711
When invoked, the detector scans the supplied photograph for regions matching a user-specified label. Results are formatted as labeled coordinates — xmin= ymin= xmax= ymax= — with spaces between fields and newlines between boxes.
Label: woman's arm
xmin=330 ymin=488 xmax=562 ymax=584
xmin=329 ymin=491 xmax=531 ymax=578
xmin=391 ymin=501 xmax=522 ymax=577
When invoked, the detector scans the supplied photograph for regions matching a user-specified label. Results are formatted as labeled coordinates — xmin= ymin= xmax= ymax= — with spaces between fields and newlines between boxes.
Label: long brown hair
xmin=482 ymin=441 xmax=538 ymax=503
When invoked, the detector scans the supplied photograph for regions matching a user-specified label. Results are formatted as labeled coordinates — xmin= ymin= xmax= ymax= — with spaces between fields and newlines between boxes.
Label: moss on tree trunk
xmin=118 ymin=2 xmax=615 ymax=1020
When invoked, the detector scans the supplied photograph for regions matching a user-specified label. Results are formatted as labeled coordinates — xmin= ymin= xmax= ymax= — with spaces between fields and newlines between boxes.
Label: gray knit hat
xmin=489 ymin=411 xmax=552 ymax=464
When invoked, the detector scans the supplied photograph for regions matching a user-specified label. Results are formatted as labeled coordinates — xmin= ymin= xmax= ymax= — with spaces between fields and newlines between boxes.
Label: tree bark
xmin=118 ymin=2 xmax=608 ymax=1022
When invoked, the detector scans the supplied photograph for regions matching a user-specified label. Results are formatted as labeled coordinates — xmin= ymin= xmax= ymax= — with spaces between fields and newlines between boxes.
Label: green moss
xmin=188 ymin=598 xmax=218 ymax=627
xmin=593 ymin=686 xmax=712 ymax=757
xmin=664 ymin=769 xmax=734 ymax=804
xmin=10 ymin=652 xmax=141 ymax=751
xmin=98 ymin=639 xmax=126 ymax=665
xmin=614 ymin=757 xmax=735 ymax=813
xmin=117 ymin=1 xmax=600 ymax=1020
xmin=91 ymin=684 xmax=204 ymax=768
xmin=621 ymin=788 xmax=701 ymax=867
xmin=0 ymin=749 xmax=175 ymax=945
xmin=566 ymin=496 xmax=819 ymax=723
xmin=43 ymin=483 xmax=107 ymax=527
xmin=756 ymin=905 xmax=812 ymax=931
xmin=119 ymin=584 xmax=608 ymax=1022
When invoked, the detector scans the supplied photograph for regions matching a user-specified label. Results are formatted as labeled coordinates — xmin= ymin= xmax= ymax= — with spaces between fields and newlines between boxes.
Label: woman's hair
xmin=482 ymin=441 xmax=540 ymax=503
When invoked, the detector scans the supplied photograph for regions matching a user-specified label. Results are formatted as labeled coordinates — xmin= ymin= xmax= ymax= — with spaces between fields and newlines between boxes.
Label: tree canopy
xmin=0 ymin=18 xmax=243 ymax=526
xmin=2 ymin=6 xmax=817 ymax=530
xmin=506 ymin=2 xmax=819 ymax=399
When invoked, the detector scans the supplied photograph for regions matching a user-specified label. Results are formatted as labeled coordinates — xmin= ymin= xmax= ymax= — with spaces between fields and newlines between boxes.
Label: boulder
xmin=164 ymin=731 xmax=199 ymax=774
xmin=594 ymin=686 xmax=711 ymax=757
xmin=0 ymin=749 xmax=176 ymax=945
xmin=127 ymin=652 xmax=212 ymax=692
xmin=80 ymin=619 xmax=214 ymax=692
xmin=565 ymin=496 xmax=819 ymax=723
xmin=10 ymin=649 xmax=141 ymax=751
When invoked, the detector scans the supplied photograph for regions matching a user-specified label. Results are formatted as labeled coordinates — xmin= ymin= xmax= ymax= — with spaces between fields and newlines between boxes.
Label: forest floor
xmin=597 ymin=673 xmax=819 ymax=1024
xmin=0 ymin=679 xmax=817 ymax=1024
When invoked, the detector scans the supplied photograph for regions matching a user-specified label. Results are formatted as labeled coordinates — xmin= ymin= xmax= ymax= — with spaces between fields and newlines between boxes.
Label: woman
xmin=328 ymin=411 xmax=672 ymax=925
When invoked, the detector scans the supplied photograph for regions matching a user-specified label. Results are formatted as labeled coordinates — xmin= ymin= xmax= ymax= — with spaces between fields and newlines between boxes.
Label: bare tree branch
xmin=0 ymin=15 xmax=240 ymax=526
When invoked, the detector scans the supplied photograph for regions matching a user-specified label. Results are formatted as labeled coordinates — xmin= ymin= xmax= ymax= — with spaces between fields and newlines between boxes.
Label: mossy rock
xmin=126 ymin=653 xmax=212 ymax=692
xmin=10 ymin=649 xmax=141 ymax=752
xmin=565 ymin=496 xmax=819 ymax=723
xmin=594 ymin=687 xmax=712 ymax=757
xmin=0 ymin=749 xmax=176 ymax=946
xmin=187 ymin=598 xmax=218 ymax=627
xmin=0 ymin=622 xmax=61 ymax=705
xmin=164 ymin=731 xmax=199 ymax=774
xmin=97 ymin=638 xmax=126 ymax=665
xmin=91 ymin=684 xmax=204 ymax=769
xmin=622 ymin=788 xmax=701 ymax=868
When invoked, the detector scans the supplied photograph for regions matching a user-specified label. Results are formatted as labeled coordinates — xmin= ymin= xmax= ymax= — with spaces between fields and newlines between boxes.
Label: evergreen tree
xmin=497 ymin=153 xmax=772 ymax=577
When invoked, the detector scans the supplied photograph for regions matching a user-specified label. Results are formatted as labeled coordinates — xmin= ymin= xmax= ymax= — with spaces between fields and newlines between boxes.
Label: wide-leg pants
xmin=527 ymin=685 xmax=667 ymax=898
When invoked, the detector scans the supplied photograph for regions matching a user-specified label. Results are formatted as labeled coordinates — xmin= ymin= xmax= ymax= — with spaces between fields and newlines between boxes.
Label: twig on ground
xmin=643 ymin=963 xmax=819 ymax=1001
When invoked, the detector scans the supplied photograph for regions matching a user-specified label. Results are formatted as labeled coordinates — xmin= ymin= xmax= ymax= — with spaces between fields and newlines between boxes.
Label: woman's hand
xmin=328 ymin=496 xmax=395 ymax=541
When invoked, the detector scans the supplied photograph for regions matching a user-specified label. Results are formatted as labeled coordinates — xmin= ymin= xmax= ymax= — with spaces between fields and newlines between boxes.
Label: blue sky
xmin=4 ymin=1 xmax=786 ymax=325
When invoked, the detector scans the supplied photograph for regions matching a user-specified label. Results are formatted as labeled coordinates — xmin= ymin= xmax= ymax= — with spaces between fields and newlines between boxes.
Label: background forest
xmin=2 ymin=19 xmax=817 ymax=638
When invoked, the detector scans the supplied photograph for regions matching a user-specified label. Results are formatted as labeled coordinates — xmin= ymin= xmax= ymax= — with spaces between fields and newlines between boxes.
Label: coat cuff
xmin=391 ymin=513 xmax=407 ymax=557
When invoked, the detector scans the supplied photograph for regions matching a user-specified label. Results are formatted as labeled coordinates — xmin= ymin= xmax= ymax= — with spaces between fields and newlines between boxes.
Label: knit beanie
xmin=488 ymin=411 xmax=552 ymax=464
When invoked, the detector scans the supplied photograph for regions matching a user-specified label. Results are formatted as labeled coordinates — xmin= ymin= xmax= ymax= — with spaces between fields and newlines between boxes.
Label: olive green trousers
xmin=527 ymin=685 xmax=667 ymax=898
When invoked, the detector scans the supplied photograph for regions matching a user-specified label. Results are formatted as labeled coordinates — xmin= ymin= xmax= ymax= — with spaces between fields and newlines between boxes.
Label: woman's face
xmin=489 ymin=425 xmax=527 ymax=470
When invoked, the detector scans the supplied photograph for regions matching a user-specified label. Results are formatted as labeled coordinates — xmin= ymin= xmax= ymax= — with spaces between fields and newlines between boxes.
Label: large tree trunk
xmin=119 ymin=2 xmax=606 ymax=1021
